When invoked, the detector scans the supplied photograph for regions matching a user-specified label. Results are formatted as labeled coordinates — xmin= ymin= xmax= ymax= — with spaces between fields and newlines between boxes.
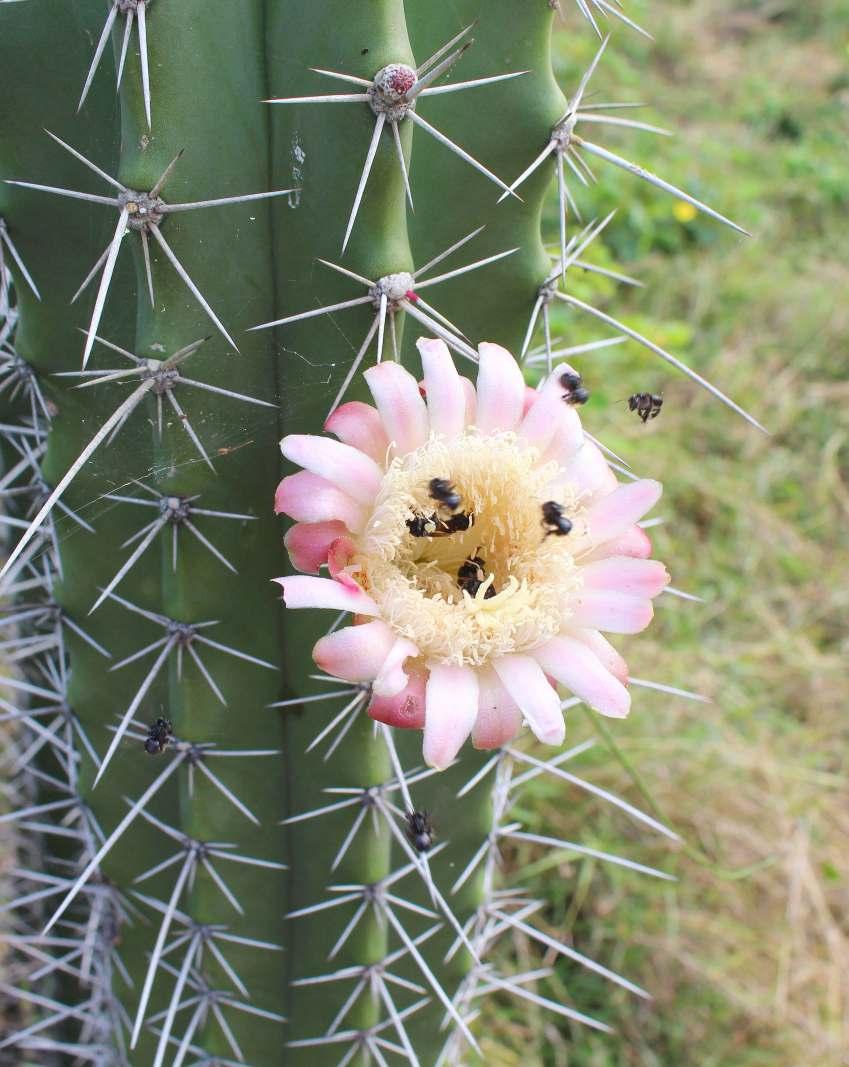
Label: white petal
xmin=281 ymin=434 xmax=383 ymax=505
xmin=572 ymin=591 xmax=654 ymax=634
xmin=532 ymin=635 xmax=630 ymax=718
xmin=313 ymin=620 xmax=396 ymax=682
xmin=373 ymin=637 xmax=420 ymax=698
xmin=325 ymin=401 xmax=390 ymax=464
xmin=492 ymin=653 xmax=564 ymax=746
xmin=475 ymin=342 xmax=525 ymax=433
xmin=473 ymin=665 xmax=524 ymax=749
xmin=585 ymin=480 xmax=662 ymax=546
xmin=274 ymin=575 xmax=378 ymax=616
xmin=364 ymin=361 xmax=429 ymax=456
xmin=423 ymin=663 xmax=479 ymax=770
xmin=418 ymin=337 xmax=466 ymax=439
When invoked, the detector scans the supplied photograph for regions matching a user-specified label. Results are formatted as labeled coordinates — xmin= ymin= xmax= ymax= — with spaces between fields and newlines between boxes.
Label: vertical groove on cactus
xmin=0 ymin=0 xmax=754 ymax=1063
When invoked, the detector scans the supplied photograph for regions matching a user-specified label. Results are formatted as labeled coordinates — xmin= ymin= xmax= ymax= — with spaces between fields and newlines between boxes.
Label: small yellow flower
xmin=673 ymin=200 xmax=698 ymax=223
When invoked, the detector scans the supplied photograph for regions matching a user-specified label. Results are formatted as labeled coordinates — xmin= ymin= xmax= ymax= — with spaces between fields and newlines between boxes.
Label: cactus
xmin=0 ymin=2 xmax=757 ymax=1065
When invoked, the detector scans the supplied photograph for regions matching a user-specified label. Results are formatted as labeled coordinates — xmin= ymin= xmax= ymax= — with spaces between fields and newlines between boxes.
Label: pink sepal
xmin=275 ymin=471 xmax=367 ymax=532
xmin=324 ymin=401 xmax=390 ymax=464
xmin=274 ymin=575 xmax=378 ymax=616
xmin=368 ymin=666 xmax=427 ymax=730
xmin=284 ymin=521 xmax=348 ymax=574
xmin=312 ymin=619 xmax=395 ymax=682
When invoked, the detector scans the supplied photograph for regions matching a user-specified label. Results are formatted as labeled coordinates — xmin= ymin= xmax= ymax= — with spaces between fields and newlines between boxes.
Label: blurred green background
xmin=487 ymin=1 xmax=849 ymax=1064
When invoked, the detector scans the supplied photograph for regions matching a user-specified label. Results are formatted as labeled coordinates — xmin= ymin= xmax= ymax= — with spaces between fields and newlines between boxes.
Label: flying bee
xmin=559 ymin=369 xmax=590 ymax=406
xmin=458 ymin=553 xmax=496 ymax=599
xmin=628 ymin=392 xmax=663 ymax=423
xmin=144 ymin=717 xmax=173 ymax=755
xmin=405 ymin=809 xmax=435 ymax=853
xmin=428 ymin=477 xmax=462 ymax=512
xmin=541 ymin=500 xmax=573 ymax=537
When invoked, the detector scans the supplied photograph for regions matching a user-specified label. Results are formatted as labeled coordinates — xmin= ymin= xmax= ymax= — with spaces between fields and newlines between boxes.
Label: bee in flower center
xmin=406 ymin=476 xmax=474 ymax=538
xmin=457 ymin=552 xmax=497 ymax=599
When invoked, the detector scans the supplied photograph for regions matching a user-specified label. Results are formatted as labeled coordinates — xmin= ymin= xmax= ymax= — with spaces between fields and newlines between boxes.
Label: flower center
xmin=357 ymin=432 xmax=584 ymax=667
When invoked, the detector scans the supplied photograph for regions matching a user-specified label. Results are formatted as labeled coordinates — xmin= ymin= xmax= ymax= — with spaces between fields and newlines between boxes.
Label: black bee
xmin=443 ymin=511 xmax=472 ymax=533
xmin=144 ymin=717 xmax=173 ymax=755
xmin=407 ymin=478 xmax=473 ymax=538
xmin=541 ymin=500 xmax=573 ymax=537
xmin=428 ymin=478 xmax=462 ymax=512
xmin=628 ymin=392 xmax=663 ymax=423
xmin=458 ymin=553 xmax=497 ymax=599
xmin=560 ymin=369 xmax=590 ymax=406
xmin=405 ymin=810 xmax=435 ymax=853
xmin=406 ymin=513 xmax=436 ymax=538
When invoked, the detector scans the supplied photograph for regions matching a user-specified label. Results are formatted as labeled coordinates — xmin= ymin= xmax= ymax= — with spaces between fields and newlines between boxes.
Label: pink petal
xmin=585 ymin=479 xmax=662 ymax=547
xmin=571 ymin=590 xmax=654 ymax=634
xmin=281 ymin=434 xmax=383 ymax=505
xmin=518 ymin=388 xmax=569 ymax=454
xmin=368 ymin=666 xmax=427 ymax=730
xmin=567 ymin=628 xmax=629 ymax=684
xmin=274 ymin=575 xmax=378 ymax=616
xmin=522 ymin=386 xmax=538 ymax=417
xmin=417 ymin=337 xmax=466 ymax=439
xmin=284 ymin=521 xmax=349 ymax=574
xmin=537 ymin=362 xmax=584 ymax=407
xmin=423 ymin=663 xmax=479 ymax=770
xmin=325 ymin=401 xmax=389 ymax=465
xmin=326 ymin=537 xmax=359 ymax=590
xmin=532 ymin=635 xmax=631 ymax=718
xmin=312 ymin=620 xmax=395 ymax=683
xmin=581 ymin=557 xmax=670 ymax=599
xmin=475 ymin=342 xmax=526 ymax=434
xmin=539 ymin=405 xmax=584 ymax=467
xmin=275 ymin=471 xmax=367 ymax=533
xmin=558 ymin=439 xmax=617 ymax=499
xmin=492 ymin=653 xmax=565 ymax=746
xmin=538 ymin=361 xmax=581 ymax=402
xmin=364 ymin=361 xmax=429 ymax=456
xmin=581 ymin=525 xmax=653 ymax=562
xmin=473 ymin=666 xmax=523 ymax=750
xmin=373 ymin=637 xmax=420 ymax=698
xmin=460 ymin=376 xmax=477 ymax=426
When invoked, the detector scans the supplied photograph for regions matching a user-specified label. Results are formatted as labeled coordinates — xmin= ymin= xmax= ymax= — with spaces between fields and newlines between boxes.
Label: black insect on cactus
xmin=0 ymin=2 xmax=759 ymax=1064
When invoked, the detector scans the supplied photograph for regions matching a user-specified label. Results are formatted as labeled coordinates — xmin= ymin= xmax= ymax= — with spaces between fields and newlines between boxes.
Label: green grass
xmin=487 ymin=2 xmax=849 ymax=1064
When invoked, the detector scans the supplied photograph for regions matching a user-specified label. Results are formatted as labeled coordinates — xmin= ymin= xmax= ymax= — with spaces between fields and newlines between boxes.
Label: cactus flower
xmin=275 ymin=339 xmax=669 ymax=769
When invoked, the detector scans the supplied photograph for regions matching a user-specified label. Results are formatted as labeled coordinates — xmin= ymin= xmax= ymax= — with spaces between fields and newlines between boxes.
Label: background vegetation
xmin=489 ymin=1 xmax=849 ymax=1064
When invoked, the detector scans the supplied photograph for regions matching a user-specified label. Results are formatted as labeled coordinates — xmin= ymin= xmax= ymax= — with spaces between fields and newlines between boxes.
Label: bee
xmin=407 ymin=477 xmax=473 ymax=538
xmin=405 ymin=810 xmax=435 ymax=853
xmin=458 ymin=553 xmax=496 ymax=599
xmin=428 ymin=478 xmax=462 ymax=512
xmin=406 ymin=513 xmax=436 ymax=538
xmin=541 ymin=500 xmax=573 ymax=537
xmin=144 ymin=717 xmax=173 ymax=755
xmin=628 ymin=392 xmax=663 ymax=423
xmin=442 ymin=511 xmax=473 ymax=533
xmin=559 ymin=369 xmax=590 ymax=406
